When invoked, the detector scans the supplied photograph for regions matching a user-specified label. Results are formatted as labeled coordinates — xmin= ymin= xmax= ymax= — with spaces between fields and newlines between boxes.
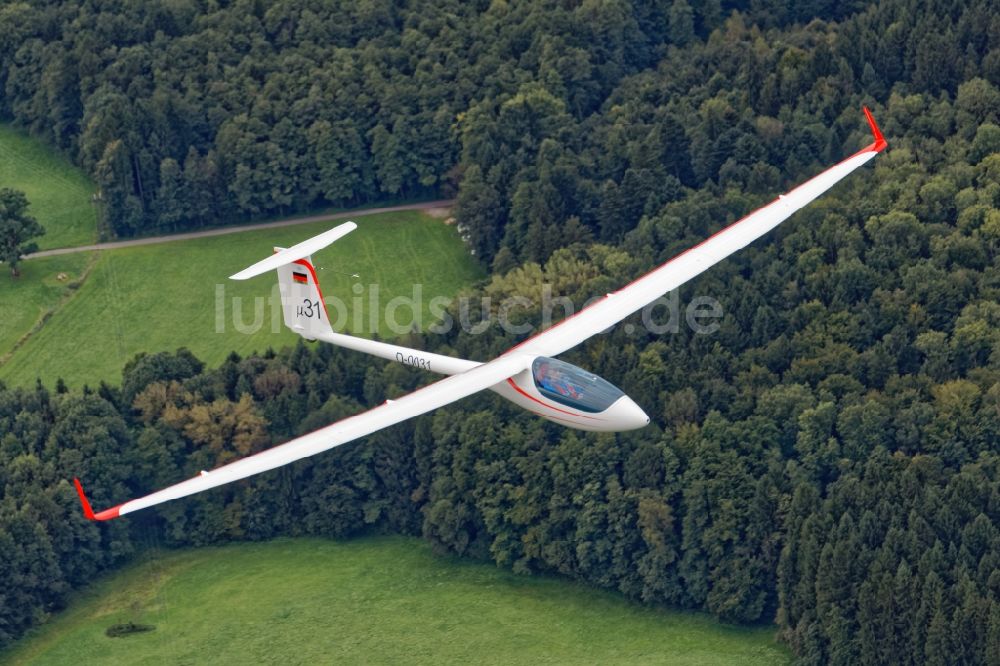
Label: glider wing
xmin=506 ymin=108 xmax=887 ymax=359
xmin=75 ymin=354 xmax=525 ymax=520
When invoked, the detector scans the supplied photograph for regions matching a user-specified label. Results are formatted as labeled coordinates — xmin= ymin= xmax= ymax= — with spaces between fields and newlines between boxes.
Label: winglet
xmin=73 ymin=478 xmax=123 ymax=521
xmin=863 ymin=107 xmax=887 ymax=153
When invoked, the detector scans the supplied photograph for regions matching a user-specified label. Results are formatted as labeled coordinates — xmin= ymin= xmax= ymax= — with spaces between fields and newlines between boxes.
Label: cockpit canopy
xmin=531 ymin=356 xmax=626 ymax=413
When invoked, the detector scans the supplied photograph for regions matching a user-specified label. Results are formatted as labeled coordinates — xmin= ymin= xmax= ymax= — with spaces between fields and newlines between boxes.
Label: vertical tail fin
xmin=275 ymin=253 xmax=334 ymax=340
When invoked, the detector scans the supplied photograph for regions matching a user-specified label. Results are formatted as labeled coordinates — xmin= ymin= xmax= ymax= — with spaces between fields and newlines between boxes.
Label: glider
xmin=74 ymin=108 xmax=887 ymax=521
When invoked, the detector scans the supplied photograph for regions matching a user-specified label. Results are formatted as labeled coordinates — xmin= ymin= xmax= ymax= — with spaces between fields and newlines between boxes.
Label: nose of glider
xmin=606 ymin=395 xmax=651 ymax=431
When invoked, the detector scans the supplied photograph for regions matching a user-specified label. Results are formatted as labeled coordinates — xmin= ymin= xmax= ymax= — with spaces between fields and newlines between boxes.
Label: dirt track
xmin=26 ymin=200 xmax=455 ymax=259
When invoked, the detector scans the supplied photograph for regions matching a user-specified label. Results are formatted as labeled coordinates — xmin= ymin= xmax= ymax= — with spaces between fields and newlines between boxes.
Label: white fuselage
xmin=310 ymin=330 xmax=648 ymax=432
xmin=491 ymin=367 xmax=649 ymax=432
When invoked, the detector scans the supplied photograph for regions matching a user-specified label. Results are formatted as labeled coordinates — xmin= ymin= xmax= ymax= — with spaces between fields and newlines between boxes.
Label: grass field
xmin=0 ymin=211 xmax=484 ymax=388
xmin=0 ymin=123 xmax=97 ymax=250
xmin=0 ymin=537 xmax=789 ymax=665
xmin=0 ymin=252 xmax=93 ymax=363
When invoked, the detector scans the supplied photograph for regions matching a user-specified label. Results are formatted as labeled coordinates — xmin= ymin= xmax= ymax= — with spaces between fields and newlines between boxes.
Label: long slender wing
xmin=505 ymin=108 xmax=887 ymax=360
xmin=74 ymin=354 xmax=526 ymax=520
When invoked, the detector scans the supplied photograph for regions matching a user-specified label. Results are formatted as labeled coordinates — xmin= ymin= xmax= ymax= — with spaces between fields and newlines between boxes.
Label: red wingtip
xmin=863 ymin=106 xmax=887 ymax=152
xmin=73 ymin=477 xmax=97 ymax=520
xmin=73 ymin=478 xmax=123 ymax=521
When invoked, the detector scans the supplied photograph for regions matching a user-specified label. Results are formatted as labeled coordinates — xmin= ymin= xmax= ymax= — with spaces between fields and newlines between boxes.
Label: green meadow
xmin=0 ymin=252 xmax=93 ymax=362
xmin=0 ymin=210 xmax=484 ymax=388
xmin=0 ymin=123 xmax=97 ymax=250
xmin=1 ymin=537 xmax=789 ymax=665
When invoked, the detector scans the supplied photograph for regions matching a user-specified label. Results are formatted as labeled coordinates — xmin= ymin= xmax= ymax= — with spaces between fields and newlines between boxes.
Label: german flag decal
xmin=292 ymin=271 xmax=309 ymax=284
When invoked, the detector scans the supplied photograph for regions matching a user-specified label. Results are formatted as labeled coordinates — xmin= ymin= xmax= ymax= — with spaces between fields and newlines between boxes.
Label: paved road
xmin=26 ymin=200 xmax=455 ymax=259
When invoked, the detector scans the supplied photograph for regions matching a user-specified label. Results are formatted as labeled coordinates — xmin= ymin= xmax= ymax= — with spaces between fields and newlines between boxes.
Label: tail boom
xmin=313 ymin=329 xmax=479 ymax=375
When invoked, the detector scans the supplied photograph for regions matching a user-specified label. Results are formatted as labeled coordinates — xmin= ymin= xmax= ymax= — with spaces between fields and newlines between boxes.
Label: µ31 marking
xmin=297 ymin=298 xmax=321 ymax=320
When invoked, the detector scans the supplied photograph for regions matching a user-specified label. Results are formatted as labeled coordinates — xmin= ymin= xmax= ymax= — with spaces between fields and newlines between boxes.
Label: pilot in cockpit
xmin=534 ymin=361 xmax=581 ymax=399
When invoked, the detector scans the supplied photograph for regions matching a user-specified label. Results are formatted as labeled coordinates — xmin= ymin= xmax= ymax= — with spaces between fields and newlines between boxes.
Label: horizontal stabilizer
xmin=230 ymin=222 xmax=357 ymax=280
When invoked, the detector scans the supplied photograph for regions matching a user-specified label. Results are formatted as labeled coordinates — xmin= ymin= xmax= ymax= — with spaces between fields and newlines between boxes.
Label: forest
xmin=2 ymin=0 xmax=1000 ymax=664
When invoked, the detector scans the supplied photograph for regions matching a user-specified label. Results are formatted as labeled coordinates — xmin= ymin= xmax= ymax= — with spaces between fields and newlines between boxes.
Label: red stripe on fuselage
xmin=505 ymin=378 xmax=600 ymax=420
